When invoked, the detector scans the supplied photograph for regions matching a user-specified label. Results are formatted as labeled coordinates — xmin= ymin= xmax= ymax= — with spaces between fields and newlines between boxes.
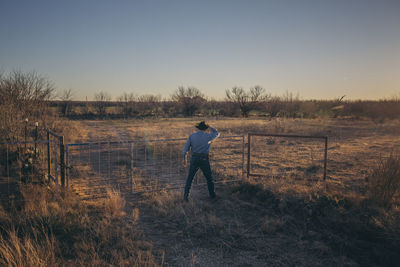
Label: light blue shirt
xmin=182 ymin=127 xmax=220 ymax=159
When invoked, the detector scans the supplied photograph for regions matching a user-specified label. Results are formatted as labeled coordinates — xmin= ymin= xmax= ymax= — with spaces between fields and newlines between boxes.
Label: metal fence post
xmin=247 ymin=133 xmax=251 ymax=179
xmin=47 ymin=131 xmax=51 ymax=183
xmin=65 ymin=145 xmax=69 ymax=188
xmin=144 ymin=143 xmax=147 ymax=179
xmin=59 ymin=136 xmax=65 ymax=187
xmin=6 ymin=144 xmax=9 ymax=194
xmin=98 ymin=142 xmax=101 ymax=175
xmin=323 ymin=136 xmax=328 ymax=180
xmin=130 ymin=142 xmax=134 ymax=193
xmin=242 ymin=135 xmax=245 ymax=180
xmin=108 ymin=142 xmax=111 ymax=180
xmin=54 ymin=138 xmax=58 ymax=184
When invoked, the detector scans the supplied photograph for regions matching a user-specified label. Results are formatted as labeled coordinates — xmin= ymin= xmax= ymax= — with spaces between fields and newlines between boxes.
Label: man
xmin=182 ymin=121 xmax=220 ymax=201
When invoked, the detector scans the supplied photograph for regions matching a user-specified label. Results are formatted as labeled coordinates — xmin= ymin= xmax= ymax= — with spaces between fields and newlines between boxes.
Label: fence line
xmin=1 ymin=131 xmax=336 ymax=202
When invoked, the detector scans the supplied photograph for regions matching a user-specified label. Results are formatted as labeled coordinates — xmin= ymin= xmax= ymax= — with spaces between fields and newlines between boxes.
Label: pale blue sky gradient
xmin=1 ymin=0 xmax=399 ymax=100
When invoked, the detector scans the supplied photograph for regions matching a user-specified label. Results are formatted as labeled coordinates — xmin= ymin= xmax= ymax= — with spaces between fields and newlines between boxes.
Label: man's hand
xmin=182 ymin=159 xmax=187 ymax=167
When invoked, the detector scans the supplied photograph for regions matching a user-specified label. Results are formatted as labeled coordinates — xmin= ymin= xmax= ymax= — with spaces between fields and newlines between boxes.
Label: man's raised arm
xmin=208 ymin=126 xmax=220 ymax=141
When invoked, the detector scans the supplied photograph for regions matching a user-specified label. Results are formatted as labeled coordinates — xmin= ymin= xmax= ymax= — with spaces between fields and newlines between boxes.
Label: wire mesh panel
xmin=47 ymin=135 xmax=59 ymax=183
xmin=0 ymin=141 xmax=48 ymax=202
xmin=209 ymin=135 xmax=245 ymax=182
xmin=66 ymin=135 xmax=244 ymax=199
xmin=248 ymin=134 xmax=327 ymax=181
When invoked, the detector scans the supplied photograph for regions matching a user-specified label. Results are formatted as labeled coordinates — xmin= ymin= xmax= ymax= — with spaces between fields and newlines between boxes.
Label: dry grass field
xmin=1 ymin=117 xmax=400 ymax=266
xmin=65 ymin=117 xmax=400 ymax=197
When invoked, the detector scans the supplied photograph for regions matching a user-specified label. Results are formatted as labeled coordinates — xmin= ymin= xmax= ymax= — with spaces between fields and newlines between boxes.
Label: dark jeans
xmin=184 ymin=155 xmax=216 ymax=198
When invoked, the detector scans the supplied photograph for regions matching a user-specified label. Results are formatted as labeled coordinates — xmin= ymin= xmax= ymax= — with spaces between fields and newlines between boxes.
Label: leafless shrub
xmin=137 ymin=94 xmax=162 ymax=116
xmin=94 ymin=91 xmax=112 ymax=116
xmin=277 ymin=91 xmax=301 ymax=117
xmin=368 ymin=153 xmax=400 ymax=208
xmin=342 ymin=99 xmax=400 ymax=121
xmin=203 ymin=99 xmax=223 ymax=116
xmin=0 ymin=71 xmax=55 ymax=142
xmin=58 ymin=88 xmax=74 ymax=116
xmin=117 ymin=92 xmax=137 ymax=117
xmin=226 ymin=86 xmax=268 ymax=117
xmin=171 ymin=86 xmax=205 ymax=116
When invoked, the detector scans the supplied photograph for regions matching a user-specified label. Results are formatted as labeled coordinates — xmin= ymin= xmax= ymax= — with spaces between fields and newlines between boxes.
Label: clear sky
xmin=1 ymin=0 xmax=399 ymax=100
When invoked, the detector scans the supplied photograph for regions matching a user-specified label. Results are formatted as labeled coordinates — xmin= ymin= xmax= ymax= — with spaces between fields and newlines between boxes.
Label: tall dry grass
xmin=0 ymin=184 xmax=162 ymax=266
xmin=0 ymin=228 xmax=58 ymax=267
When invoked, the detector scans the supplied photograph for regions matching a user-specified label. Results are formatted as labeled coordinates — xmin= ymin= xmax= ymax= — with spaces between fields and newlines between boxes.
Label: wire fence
xmin=248 ymin=133 xmax=328 ymax=182
xmin=66 ymin=135 xmax=245 ymax=199
xmin=2 ymin=127 xmax=386 ymax=202
xmin=0 ymin=140 xmax=50 ymax=203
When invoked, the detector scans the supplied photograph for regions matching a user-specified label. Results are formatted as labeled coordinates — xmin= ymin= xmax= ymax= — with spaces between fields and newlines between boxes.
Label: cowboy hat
xmin=195 ymin=121 xmax=209 ymax=130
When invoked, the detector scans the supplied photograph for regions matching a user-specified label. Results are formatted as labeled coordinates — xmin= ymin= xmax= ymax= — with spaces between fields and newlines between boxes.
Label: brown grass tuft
xmin=104 ymin=188 xmax=126 ymax=218
xmin=368 ymin=152 xmax=400 ymax=208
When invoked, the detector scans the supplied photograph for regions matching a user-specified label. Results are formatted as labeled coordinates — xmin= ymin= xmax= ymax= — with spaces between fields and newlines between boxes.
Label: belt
xmin=192 ymin=152 xmax=209 ymax=157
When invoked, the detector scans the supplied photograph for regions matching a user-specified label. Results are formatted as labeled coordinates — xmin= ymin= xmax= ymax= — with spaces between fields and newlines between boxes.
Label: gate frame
xmin=247 ymin=133 xmax=328 ymax=180
xmin=64 ymin=135 xmax=245 ymax=194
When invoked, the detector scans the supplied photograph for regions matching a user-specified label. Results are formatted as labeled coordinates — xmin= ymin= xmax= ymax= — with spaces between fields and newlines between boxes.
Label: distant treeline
xmin=2 ymin=70 xmax=400 ymax=143
xmin=52 ymin=87 xmax=400 ymax=122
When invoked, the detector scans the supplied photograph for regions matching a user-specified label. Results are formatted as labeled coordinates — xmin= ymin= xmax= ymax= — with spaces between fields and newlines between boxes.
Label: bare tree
xmin=171 ymin=86 xmax=205 ymax=116
xmin=117 ymin=92 xmax=137 ymax=118
xmin=226 ymin=86 xmax=268 ymax=117
xmin=264 ymin=96 xmax=282 ymax=117
xmin=59 ymin=89 xmax=74 ymax=116
xmin=137 ymin=94 xmax=162 ymax=116
xmin=280 ymin=91 xmax=300 ymax=117
xmin=226 ymin=87 xmax=250 ymax=117
xmin=250 ymin=86 xmax=268 ymax=102
xmin=94 ymin=91 xmax=111 ymax=117
xmin=0 ymin=70 xmax=55 ymax=142
xmin=204 ymin=98 xmax=222 ymax=116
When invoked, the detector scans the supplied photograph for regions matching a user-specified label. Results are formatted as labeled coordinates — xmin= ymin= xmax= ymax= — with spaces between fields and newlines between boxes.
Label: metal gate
xmin=247 ymin=133 xmax=328 ymax=181
xmin=65 ymin=135 xmax=245 ymax=199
